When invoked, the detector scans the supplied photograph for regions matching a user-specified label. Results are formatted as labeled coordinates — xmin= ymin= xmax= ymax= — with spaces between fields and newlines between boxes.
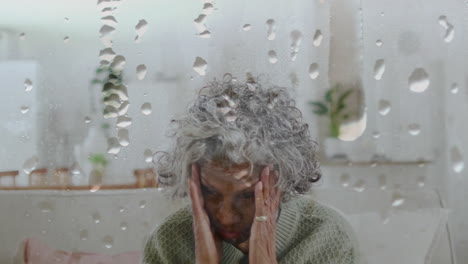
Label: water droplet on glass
xmin=417 ymin=176 xmax=425 ymax=187
xmin=309 ymin=63 xmax=319 ymax=79
xmin=23 ymin=156 xmax=39 ymax=174
xmin=103 ymin=105 xmax=118 ymax=118
xmin=104 ymin=94 xmax=122 ymax=108
xmin=102 ymin=235 xmax=114 ymax=249
xmin=141 ymin=103 xmax=152 ymax=115
xmin=63 ymin=36 xmax=70 ymax=44
xmin=118 ymin=101 xmax=130 ymax=116
xmin=99 ymin=48 xmax=116 ymax=62
xmin=92 ymin=212 xmax=101 ymax=224
xmin=198 ymin=30 xmax=211 ymax=38
xmin=202 ymin=3 xmax=214 ymax=15
xmin=19 ymin=32 xmax=26 ymax=40
xmin=70 ymin=162 xmax=81 ymax=175
xmin=313 ymin=30 xmax=323 ymax=47
xmin=118 ymin=129 xmax=130 ymax=146
xmin=136 ymin=64 xmax=147 ymax=80
xmin=451 ymin=146 xmax=464 ymax=173
xmin=119 ymin=206 xmax=125 ymax=213
xmin=47 ymin=218 xmax=52 ymax=223
xmin=242 ymin=24 xmax=252 ymax=31
xmin=450 ymin=83 xmax=459 ymax=94
xmin=340 ymin=173 xmax=350 ymax=188
xmin=374 ymin=59 xmax=385 ymax=80
xmin=193 ymin=56 xmax=207 ymax=76
xmin=268 ymin=50 xmax=278 ymax=64
xmin=391 ymin=192 xmax=405 ymax=207
xmin=289 ymin=30 xmax=302 ymax=61
xmin=80 ymin=229 xmax=88 ymax=240
xmin=20 ymin=106 xmax=30 ymax=114
xmin=120 ymin=222 xmax=128 ymax=231
xmin=107 ymin=137 xmax=121 ymax=154
xmin=64 ymin=17 xmax=69 ymax=22
xmin=376 ymin=39 xmax=383 ymax=47
xmin=353 ymin=179 xmax=365 ymax=192
xmin=101 ymin=15 xmax=118 ymax=26
xmin=266 ymin=19 xmax=276 ymax=40
xmin=194 ymin=14 xmax=207 ymax=33
xmin=408 ymin=123 xmax=421 ymax=136
xmin=84 ymin=116 xmax=92 ymax=124
xmin=378 ymin=100 xmax=391 ymax=116
xmin=99 ymin=25 xmax=115 ymax=38
xmin=90 ymin=185 xmax=101 ymax=192
xmin=24 ymin=79 xmax=33 ymax=92
xmin=378 ymin=174 xmax=386 ymax=190
xmin=110 ymin=55 xmax=126 ymax=73
xmin=140 ymin=149 xmax=152 ymax=163
xmin=409 ymin=68 xmax=430 ymax=93
xmin=116 ymin=116 xmax=132 ymax=128
xmin=135 ymin=19 xmax=149 ymax=43
xmin=24 ymin=211 xmax=30 ymax=217
xmin=372 ymin=131 xmax=381 ymax=139
xmin=380 ymin=12 xmax=385 ymax=17
xmin=38 ymin=201 xmax=54 ymax=213
xmin=439 ymin=15 xmax=455 ymax=43
xmin=139 ymin=200 xmax=146 ymax=209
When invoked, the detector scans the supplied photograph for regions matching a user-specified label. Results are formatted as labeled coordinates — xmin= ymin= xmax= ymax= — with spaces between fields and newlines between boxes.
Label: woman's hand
xmin=249 ymin=165 xmax=281 ymax=264
xmin=188 ymin=163 xmax=223 ymax=264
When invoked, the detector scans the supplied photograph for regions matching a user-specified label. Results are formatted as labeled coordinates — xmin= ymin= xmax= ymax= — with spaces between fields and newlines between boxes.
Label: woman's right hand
xmin=188 ymin=163 xmax=223 ymax=264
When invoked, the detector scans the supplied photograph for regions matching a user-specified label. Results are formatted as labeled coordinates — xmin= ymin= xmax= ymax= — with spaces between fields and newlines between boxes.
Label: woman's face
xmin=199 ymin=160 xmax=262 ymax=250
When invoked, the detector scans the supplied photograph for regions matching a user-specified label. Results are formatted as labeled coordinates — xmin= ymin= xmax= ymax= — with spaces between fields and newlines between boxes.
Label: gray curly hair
xmin=153 ymin=75 xmax=321 ymax=203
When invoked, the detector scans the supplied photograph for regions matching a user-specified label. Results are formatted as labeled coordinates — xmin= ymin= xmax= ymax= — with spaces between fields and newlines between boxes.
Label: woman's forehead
xmin=200 ymin=161 xmax=261 ymax=183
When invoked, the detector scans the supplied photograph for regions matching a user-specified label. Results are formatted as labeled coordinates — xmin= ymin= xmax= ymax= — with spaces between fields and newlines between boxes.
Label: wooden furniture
xmin=134 ymin=168 xmax=158 ymax=188
xmin=0 ymin=170 xmax=19 ymax=187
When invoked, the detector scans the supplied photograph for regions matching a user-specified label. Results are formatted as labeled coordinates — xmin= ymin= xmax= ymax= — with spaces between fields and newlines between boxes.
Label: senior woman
xmin=142 ymin=76 xmax=360 ymax=264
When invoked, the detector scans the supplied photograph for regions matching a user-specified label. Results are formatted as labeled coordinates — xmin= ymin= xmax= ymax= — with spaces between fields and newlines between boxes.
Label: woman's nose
xmin=215 ymin=201 xmax=241 ymax=226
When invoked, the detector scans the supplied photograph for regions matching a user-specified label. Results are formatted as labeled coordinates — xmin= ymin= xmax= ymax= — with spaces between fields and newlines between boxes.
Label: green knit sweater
xmin=141 ymin=195 xmax=360 ymax=264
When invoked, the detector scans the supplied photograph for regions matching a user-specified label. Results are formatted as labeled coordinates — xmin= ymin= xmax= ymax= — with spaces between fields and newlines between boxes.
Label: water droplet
xmin=417 ymin=176 xmax=425 ymax=187
xmin=202 ymin=3 xmax=214 ymax=15
xmin=372 ymin=131 xmax=381 ymax=139
xmin=47 ymin=218 xmax=52 ymax=223
xmin=340 ymin=173 xmax=350 ymax=188
xmin=141 ymin=103 xmax=152 ymax=115
xmin=144 ymin=149 xmax=153 ymax=163
xmin=378 ymin=174 xmax=386 ymax=190
xmin=266 ymin=19 xmax=276 ymax=40
xmin=20 ymin=106 xmax=30 ymax=114
xmin=103 ymin=105 xmax=118 ymax=118
xmin=378 ymin=100 xmax=391 ymax=116
xmin=64 ymin=17 xmax=69 ymax=22
xmin=268 ymin=50 xmax=278 ymax=64
xmin=193 ymin=56 xmax=207 ymax=76
xmin=110 ymin=55 xmax=126 ymax=73
xmin=80 ymin=229 xmax=88 ymax=240
xmin=90 ymin=185 xmax=101 ymax=192
xmin=117 ymin=129 xmax=130 ymax=146
xmin=451 ymin=146 xmax=464 ymax=173
xmin=118 ymin=101 xmax=130 ymax=116
xmin=194 ymin=14 xmax=207 ymax=33
xmin=99 ymin=48 xmax=116 ymax=62
xmin=101 ymin=15 xmax=118 ymax=26
xmin=136 ymin=64 xmax=147 ymax=80
xmin=308 ymin=63 xmax=320 ymax=79
xmin=439 ymin=15 xmax=455 ymax=43
xmin=99 ymin=25 xmax=115 ymax=38
xmin=313 ymin=30 xmax=323 ymax=47
xmin=242 ymin=24 xmax=252 ymax=31
xmin=135 ymin=19 xmax=149 ymax=43
xmin=70 ymin=162 xmax=81 ymax=175
xmin=102 ymin=235 xmax=114 ymax=249
xmin=391 ymin=192 xmax=405 ymax=207
xmin=24 ymin=211 xmax=30 ymax=217
xmin=353 ymin=179 xmax=365 ymax=192
xmin=107 ymin=137 xmax=121 ymax=154
xmin=104 ymin=94 xmax=122 ymax=108
xmin=376 ymin=39 xmax=383 ymax=47
xmin=450 ymin=83 xmax=459 ymax=94
xmin=287 ymin=30 xmax=302 ymax=61
xmin=408 ymin=123 xmax=421 ymax=136
xmin=38 ymin=201 xmax=54 ymax=213
xmin=380 ymin=12 xmax=385 ymax=17
xmin=24 ymin=79 xmax=33 ymax=92
xmin=198 ymin=30 xmax=211 ymax=38
xmin=23 ymin=156 xmax=39 ymax=174
xmin=409 ymin=68 xmax=430 ymax=93
xmin=120 ymin=222 xmax=128 ymax=231
xmin=374 ymin=59 xmax=385 ymax=80
xmin=139 ymin=200 xmax=146 ymax=208
xmin=119 ymin=206 xmax=125 ymax=213
xmin=92 ymin=212 xmax=101 ymax=224
xmin=116 ymin=116 xmax=132 ymax=128
xmin=63 ymin=36 xmax=70 ymax=44
xmin=84 ymin=116 xmax=92 ymax=124
xmin=19 ymin=32 xmax=26 ymax=40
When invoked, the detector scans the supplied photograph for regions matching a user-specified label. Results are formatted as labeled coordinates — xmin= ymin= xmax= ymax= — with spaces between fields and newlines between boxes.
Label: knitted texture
xmin=141 ymin=195 xmax=360 ymax=264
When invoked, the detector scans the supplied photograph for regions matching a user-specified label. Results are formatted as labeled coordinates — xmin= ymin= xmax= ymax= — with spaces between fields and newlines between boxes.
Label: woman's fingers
xmin=255 ymin=180 xmax=265 ymax=217
xmin=261 ymin=165 xmax=270 ymax=205
xmin=189 ymin=163 xmax=204 ymax=217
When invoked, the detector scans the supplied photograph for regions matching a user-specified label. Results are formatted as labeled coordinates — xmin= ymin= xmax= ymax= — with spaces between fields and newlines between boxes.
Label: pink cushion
xmin=23 ymin=237 xmax=141 ymax=264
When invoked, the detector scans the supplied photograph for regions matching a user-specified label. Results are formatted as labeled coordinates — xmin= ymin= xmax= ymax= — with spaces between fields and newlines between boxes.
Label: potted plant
xmin=308 ymin=83 xmax=354 ymax=158
xmin=88 ymin=153 xmax=108 ymax=186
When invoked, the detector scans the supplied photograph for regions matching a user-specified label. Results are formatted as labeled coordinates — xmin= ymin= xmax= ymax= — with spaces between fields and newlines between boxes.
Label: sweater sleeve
xmin=141 ymin=229 xmax=168 ymax=264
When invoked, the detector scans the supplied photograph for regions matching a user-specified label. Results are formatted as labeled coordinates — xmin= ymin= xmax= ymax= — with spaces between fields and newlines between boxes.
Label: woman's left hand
xmin=249 ymin=165 xmax=281 ymax=264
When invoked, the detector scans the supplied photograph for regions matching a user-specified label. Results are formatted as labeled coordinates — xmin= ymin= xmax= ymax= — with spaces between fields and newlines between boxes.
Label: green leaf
xmin=337 ymin=89 xmax=353 ymax=106
xmin=91 ymin=79 xmax=102 ymax=84
xmin=325 ymin=89 xmax=334 ymax=103
xmin=308 ymin=101 xmax=328 ymax=115
xmin=342 ymin=114 xmax=350 ymax=120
